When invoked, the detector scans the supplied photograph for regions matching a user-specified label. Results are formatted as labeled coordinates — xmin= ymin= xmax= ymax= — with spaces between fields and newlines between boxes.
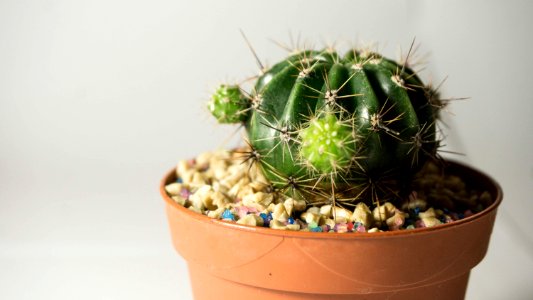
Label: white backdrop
xmin=1 ymin=0 xmax=532 ymax=299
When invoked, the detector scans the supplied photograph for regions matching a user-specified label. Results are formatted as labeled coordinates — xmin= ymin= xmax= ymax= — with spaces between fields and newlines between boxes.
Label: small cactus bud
xmin=299 ymin=113 xmax=356 ymax=174
xmin=208 ymin=85 xmax=249 ymax=123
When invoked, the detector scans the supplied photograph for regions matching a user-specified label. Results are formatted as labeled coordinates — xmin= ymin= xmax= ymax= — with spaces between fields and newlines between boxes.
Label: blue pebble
xmin=310 ymin=226 xmax=323 ymax=232
xmin=221 ymin=209 xmax=235 ymax=221
xmin=176 ymin=178 xmax=183 ymax=183
xmin=259 ymin=213 xmax=271 ymax=226
xmin=287 ymin=217 xmax=295 ymax=224
xmin=413 ymin=207 xmax=421 ymax=215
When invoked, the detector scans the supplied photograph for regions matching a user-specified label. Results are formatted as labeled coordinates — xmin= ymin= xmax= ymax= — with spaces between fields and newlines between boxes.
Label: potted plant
xmin=160 ymin=41 xmax=502 ymax=300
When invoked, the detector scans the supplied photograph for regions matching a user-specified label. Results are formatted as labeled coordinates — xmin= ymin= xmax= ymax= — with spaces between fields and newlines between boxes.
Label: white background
xmin=1 ymin=0 xmax=532 ymax=299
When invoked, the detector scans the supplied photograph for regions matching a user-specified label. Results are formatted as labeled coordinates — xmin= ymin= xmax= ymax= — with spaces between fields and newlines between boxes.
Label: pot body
xmin=161 ymin=161 xmax=502 ymax=300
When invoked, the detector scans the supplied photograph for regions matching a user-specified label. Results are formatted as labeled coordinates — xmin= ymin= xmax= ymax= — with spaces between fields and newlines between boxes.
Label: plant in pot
xmin=160 ymin=40 xmax=502 ymax=300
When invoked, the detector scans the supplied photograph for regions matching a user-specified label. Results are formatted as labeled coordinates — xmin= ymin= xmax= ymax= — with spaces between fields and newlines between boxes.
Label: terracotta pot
xmin=161 ymin=160 xmax=502 ymax=300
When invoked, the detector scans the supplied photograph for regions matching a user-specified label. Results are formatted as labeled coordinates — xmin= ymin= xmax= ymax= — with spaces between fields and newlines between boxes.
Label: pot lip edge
xmin=160 ymin=159 xmax=503 ymax=240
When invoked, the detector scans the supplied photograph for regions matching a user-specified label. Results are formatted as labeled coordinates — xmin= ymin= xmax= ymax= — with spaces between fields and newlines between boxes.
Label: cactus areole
xmin=208 ymin=48 xmax=440 ymax=204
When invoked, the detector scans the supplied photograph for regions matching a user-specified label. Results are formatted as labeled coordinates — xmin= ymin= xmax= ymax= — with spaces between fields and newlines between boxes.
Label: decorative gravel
xmin=165 ymin=149 xmax=492 ymax=233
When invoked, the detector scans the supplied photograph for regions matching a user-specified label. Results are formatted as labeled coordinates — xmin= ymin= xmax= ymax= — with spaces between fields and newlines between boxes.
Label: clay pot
xmin=161 ymin=161 xmax=502 ymax=300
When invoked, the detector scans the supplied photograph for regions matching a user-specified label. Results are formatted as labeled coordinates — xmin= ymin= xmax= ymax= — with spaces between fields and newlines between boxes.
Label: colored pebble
xmin=310 ymin=226 xmax=323 ymax=232
xmin=415 ymin=219 xmax=425 ymax=228
xmin=180 ymin=189 xmax=191 ymax=199
xmin=221 ymin=209 xmax=235 ymax=221
xmin=235 ymin=206 xmax=253 ymax=219
xmin=347 ymin=222 xmax=354 ymax=232
xmin=413 ymin=207 xmax=421 ymax=215
xmin=260 ymin=212 xmax=273 ymax=227
xmin=335 ymin=223 xmax=348 ymax=233
xmin=308 ymin=222 xmax=319 ymax=229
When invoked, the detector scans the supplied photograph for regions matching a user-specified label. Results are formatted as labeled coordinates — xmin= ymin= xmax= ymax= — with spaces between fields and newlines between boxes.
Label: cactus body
xmin=210 ymin=48 xmax=438 ymax=204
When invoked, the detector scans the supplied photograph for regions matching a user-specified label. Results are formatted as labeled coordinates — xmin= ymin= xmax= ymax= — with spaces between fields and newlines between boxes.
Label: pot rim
xmin=160 ymin=159 xmax=502 ymax=240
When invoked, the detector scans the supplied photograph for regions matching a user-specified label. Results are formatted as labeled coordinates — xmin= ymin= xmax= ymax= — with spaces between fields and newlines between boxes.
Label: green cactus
xmin=209 ymin=46 xmax=440 ymax=205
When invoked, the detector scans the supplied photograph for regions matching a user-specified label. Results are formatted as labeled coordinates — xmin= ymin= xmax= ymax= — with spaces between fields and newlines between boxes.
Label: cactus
xmin=208 ymin=45 xmax=441 ymax=206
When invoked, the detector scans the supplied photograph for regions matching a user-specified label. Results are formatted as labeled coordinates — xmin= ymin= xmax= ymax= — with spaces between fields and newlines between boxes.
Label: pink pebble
xmin=234 ymin=206 xmax=260 ymax=219
xmin=356 ymin=225 xmax=366 ymax=233
xmin=180 ymin=189 xmax=191 ymax=199
xmin=415 ymin=220 xmax=426 ymax=228
xmin=235 ymin=206 xmax=249 ymax=218
xmin=335 ymin=223 xmax=348 ymax=233
xmin=464 ymin=210 xmax=473 ymax=218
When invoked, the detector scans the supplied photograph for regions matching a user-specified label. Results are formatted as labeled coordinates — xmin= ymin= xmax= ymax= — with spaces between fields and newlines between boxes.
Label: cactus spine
xmin=208 ymin=46 xmax=440 ymax=206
